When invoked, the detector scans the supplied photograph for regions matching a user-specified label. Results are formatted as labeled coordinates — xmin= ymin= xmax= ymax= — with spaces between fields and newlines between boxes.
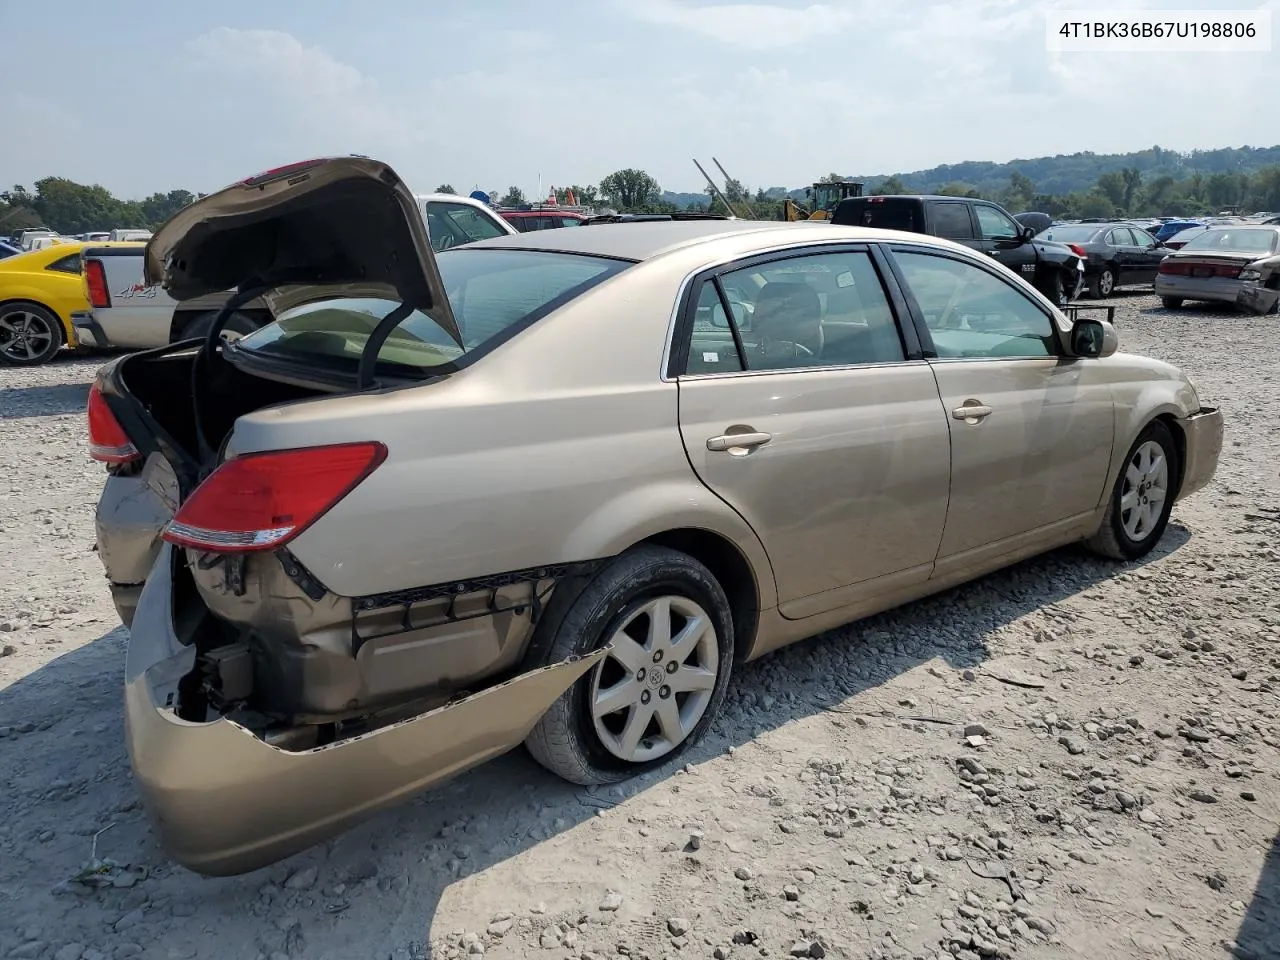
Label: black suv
xmin=832 ymin=196 xmax=1084 ymax=305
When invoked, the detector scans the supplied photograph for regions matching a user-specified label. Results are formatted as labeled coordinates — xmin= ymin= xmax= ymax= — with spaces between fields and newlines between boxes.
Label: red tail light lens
xmin=84 ymin=259 xmax=111 ymax=309
xmin=1158 ymin=260 xmax=1186 ymax=275
xmin=1217 ymin=264 xmax=1242 ymax=279
xmin=1067 ymin=243 xmax=1087 ymax=258
xmin=87 ymin=383 xmax=140 ymax=463
xmin=162 ymin=442 xmax=387 ymax=553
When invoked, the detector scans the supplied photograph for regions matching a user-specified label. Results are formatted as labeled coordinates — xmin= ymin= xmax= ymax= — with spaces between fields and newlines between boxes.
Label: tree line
xmin=7 ymin=161 xmax=1280 ymax=237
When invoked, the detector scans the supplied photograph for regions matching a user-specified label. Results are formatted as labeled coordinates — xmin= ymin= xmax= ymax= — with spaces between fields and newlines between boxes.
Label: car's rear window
xmin=835 ymin=199 xmax=920 ymax=232
xmin=1180 ymin=228 xmax=1278 ymax=255
xmin=232 ymin=249 xmax=629 ymax=377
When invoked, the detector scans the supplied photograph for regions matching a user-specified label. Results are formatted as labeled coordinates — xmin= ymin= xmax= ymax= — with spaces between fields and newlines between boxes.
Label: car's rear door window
xmin=233 ymin=249 xmax=630 ymax=377
xmin=892 ymin=250 xmax=1058 ymax=359
xmin=682 ymin=250 xmax=907 ymax=375
xmin=927 ymin=201 xmax=974 ymax=240
xmin=424 ymin=201 xmax=509 ymax=250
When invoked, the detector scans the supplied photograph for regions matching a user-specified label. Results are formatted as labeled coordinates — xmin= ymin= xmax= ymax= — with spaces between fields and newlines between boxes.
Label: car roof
xmin=463 ymin=219 xmax=895 ymax=262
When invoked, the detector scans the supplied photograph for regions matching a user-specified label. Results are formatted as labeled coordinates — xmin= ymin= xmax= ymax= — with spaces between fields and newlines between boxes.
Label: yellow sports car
xmin=0 ymin=240 xmax=89 ymax=365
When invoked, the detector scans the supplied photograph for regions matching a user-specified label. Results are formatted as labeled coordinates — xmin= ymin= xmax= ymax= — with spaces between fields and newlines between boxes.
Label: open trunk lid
xmin=144 ymin=156 xmax=459 ymax=344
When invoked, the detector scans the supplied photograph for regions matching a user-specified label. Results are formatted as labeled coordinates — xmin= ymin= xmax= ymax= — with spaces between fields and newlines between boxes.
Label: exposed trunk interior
xmin=116 ymin=347 xmax=328 ymax=470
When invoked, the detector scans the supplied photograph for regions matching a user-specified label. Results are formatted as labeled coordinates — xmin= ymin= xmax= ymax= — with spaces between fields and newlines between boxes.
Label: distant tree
xmin=567 ymin=184 xmax=599 ymax=206
xmin=871 ymin=175 xmax=906 ymax=196
xmin=1119 ymin=168 xmax=1143 ymax=213
xmin=435 ymin=183 xmax=457 ymax=194
xmin=140 ymin=189 xmax=197 ymax=226
xmin=1250 ymin=166 xmax=1280 ymax=210
xmin=1078 ymin=192 xmax=1117 ymax=219
xmin=1002 ymin=171 xmax=1035 ymax=211
xmin=499 ymin=186 xmax=526 ymax=207
xmin=1095 ymin=171 xmax=1126 ymax=209
xmin=600 ymin=168 xmax=661 ymax=211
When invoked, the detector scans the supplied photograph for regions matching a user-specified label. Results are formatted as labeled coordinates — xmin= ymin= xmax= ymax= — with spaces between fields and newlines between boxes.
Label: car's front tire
xmin=525 ymin=546 xmax=735 ymax=785
xmin=0 ymin=301 xmax=64 ymax=366
xmin=1085 ymin=420 xmax=1180 ymax=561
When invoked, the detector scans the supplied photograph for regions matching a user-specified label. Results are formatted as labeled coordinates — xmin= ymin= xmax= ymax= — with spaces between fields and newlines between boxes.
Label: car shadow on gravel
xmin=0 ymin=381 xmax=91 ymax=418
xmin=1234 ymin=831 xmax=1280 ymax=960
xmin=0 ymin=524 xmax=1191 ymax=959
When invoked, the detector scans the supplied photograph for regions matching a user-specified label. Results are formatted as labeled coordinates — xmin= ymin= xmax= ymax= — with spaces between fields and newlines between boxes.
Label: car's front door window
xmin=975 ymin=205 xmax=1021 ymax=243
xmin=892 ymin=251 xmax=1057 ymax=359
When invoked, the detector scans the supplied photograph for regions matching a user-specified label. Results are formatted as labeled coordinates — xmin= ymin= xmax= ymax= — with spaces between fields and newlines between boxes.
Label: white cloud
xmin=614 ymin=0 xmax=866 ymax=49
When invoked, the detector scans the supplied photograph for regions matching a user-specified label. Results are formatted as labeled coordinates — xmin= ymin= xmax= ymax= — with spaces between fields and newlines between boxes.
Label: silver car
xmin=89 ymin=157 xmax=1223 ymax=876
xmin=1154 ymin=225 xmax=1280 ymax=309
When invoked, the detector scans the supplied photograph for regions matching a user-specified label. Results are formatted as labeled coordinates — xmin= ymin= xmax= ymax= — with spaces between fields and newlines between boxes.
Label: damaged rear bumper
xmin=125 ymin=545 xmax=604 ymax=876
xmin=1237 ymin=282 xmax=1280 ymax=315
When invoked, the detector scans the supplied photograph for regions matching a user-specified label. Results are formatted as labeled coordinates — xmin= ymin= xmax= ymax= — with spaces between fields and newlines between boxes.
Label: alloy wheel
xmin=0 ymin=311 xmax=55 ymax=362
xmin=1120 ymin=439 xmax=1169 ymax=542
xmin=589 ymin=595 xmax=720 ymax=763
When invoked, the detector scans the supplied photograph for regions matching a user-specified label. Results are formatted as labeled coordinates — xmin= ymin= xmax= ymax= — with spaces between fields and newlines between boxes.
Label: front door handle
xmin=707 ymin=431 xmax=772 ymax=452
xmin=952 ymin=401 xmax=993 ymax=422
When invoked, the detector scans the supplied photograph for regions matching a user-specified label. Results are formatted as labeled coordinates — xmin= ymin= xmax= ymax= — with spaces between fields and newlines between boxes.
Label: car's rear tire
xmin=0 ymin=301 xmax=64 ymax=366
xmin=1160 ymin=296 xmax=1184 ymax=309
xmin=1088 ymin=266 xmax=1116 ymax=299
xmin=1038 ymin=270 xmax=1067 ymax=307
xmin=524 ymin=546 xmax=735 ymax=786
xmin=1085 ymin=420 xmax=1179 ymax=561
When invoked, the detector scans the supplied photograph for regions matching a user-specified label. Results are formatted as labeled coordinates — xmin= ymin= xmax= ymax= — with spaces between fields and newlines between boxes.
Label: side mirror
xmin=1020 ymin=225 xmax=1036 ymax=241
xmin=1070 ymin=318 xmax=1118 ymax=358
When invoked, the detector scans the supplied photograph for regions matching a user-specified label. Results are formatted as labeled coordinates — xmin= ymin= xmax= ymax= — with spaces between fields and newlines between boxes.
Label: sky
xmin=2 ymin=0 xmax=1277 ymax=200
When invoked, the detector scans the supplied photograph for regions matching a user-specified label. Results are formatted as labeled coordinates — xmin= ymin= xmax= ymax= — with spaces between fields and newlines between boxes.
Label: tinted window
xmin=45 ymin=253 xmax=83 ymax=274
xmin=423 ymin=201 xmax=508 ymax=251
xmin=234 ymin=250 xmax=628 ymax=377
xmin=893 ymin=251 xmax=1056 ymax=360
xmin=1131 ymin=229 xmax=1156 ymax=249
xmin=927 ymin=201 xmax=973 ymax=240
xmin=683 ymin=251 xmax=905 ymax=374
xmin=1107 ymin=227 xmax=1136 ymax=245
xmin=974 ymin=204 xmax=1020 ymax=242
xmin=839 ymin=199 xmax=920 ymax=232
xmin=559 ymin=217 xmax=583 ymax=228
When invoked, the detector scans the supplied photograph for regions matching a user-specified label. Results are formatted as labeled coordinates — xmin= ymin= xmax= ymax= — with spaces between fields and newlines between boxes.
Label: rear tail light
xmin=1067 ymin=243 xmax=1087 ymax=258
xmin=84 ymin=259 xmax=110 ymax=309
xmin=162 ymin=442 xmax=387 ymax=553
xmin=1158 ymin=261 xmax=1187 ymax=275
xmin=1217 ymin=264 xmax=1242 ymax=279
xmin=87 ymin=383 xmax=140 ymax=464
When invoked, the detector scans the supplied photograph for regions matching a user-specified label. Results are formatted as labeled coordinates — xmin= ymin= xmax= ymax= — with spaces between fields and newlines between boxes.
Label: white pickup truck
xmin=72 ymin=193 xmax=516 ymax=350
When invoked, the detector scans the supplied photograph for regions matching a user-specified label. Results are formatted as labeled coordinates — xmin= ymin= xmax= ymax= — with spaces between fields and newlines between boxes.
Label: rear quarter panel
xmin=227 ymin=255 xmax=779 ymax=608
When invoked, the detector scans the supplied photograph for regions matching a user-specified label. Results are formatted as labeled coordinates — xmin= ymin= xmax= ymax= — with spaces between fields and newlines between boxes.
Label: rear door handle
xmin=952 ymin=403 xmax=993 ymax=422
xmin=707 ymin=431 xmax=772 ymax=452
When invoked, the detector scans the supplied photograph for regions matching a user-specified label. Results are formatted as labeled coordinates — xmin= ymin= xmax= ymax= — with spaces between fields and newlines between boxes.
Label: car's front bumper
xmin=125 ymin=544 xmax=605 ymax=876
xmin=1153 ymin=274 xmax=1243 ymax=305
xmin=1176 ymin=407 xmax=1224 ymax=501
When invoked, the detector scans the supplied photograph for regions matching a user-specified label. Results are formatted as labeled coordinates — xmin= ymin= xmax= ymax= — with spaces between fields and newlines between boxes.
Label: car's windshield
xmin=1036 ymin=225 xmax=1102 ymax=242
xmin=424 ymin=200 xmax=508 ymax=251
xmin=1180 ymin=228 xmax=1278 ymax=255
xmin=232 ymin=249 xmax=629 ymax=378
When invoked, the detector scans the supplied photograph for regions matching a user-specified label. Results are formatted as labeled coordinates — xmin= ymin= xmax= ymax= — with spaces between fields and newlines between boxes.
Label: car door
xmin=886 ymin=245 xmax=1115 ymax=571
xmin=1106 ymin=227 xmax=1141 ymax=284
xmin=674 ymin=246 xmax=953 ymax=620
xmin=1128 ymin=227 xmax=1166 ymax=283
xmin=974 ymin=202 xmax=1038 ymax=282
xmin=925 ymin=200 xmax=981 ymax=253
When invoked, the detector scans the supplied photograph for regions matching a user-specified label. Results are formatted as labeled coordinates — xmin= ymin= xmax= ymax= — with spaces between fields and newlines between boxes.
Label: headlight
xmin=1239 ymin=268 xmax=1262 ymax=282
xmin=1185 ymin=376 xmax=1202 ymax=407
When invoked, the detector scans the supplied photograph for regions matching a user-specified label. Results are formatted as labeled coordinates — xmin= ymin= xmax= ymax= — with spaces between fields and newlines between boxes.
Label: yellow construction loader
xmin=783 ymin=179 xmax=866 ymax=221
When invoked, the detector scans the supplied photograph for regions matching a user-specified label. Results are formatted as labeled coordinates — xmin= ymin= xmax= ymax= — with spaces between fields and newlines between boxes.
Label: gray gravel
xmin=1 ymin=294 xmax=1278 ymax=960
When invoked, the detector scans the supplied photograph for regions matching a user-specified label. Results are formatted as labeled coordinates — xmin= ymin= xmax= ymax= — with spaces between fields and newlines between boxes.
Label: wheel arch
xmin=634 ymin=527 xmax=761 ymax=664
xmin=169 ymin=306 xmax=274 ymax=342
xmin=0 ymin=297 xmax=69 ymax=346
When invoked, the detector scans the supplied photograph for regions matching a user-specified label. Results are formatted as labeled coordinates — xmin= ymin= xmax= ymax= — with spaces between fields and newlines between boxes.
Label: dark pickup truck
xmin=833 ymin=195 xmax=1085 ymax=306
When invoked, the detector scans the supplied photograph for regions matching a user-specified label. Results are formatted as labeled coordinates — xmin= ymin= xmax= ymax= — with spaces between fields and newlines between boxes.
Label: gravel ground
xmin=1 ymin=292 xmax=1278 ymax=960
